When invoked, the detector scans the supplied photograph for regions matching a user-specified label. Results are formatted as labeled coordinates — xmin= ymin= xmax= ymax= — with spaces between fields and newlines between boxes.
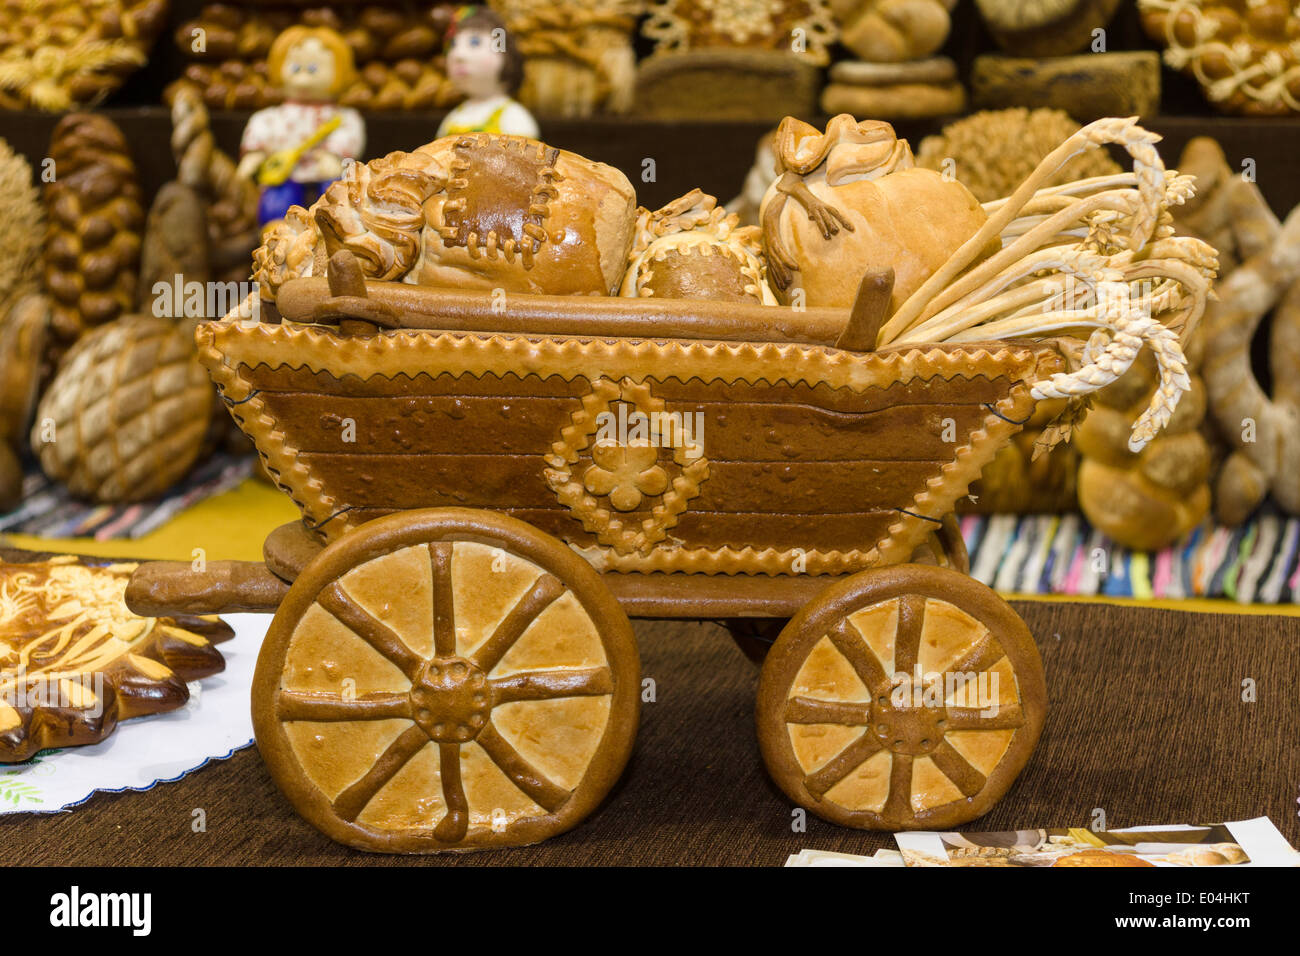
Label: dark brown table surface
xmin=1 ymin=601 xmax=1296 ymax=866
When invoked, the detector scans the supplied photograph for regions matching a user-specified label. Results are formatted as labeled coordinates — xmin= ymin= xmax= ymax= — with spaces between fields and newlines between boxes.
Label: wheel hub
xmin=410 ymin=657 xmax=492 ymax=743
xmin=869 ymin=697 xmax=948 ymax=756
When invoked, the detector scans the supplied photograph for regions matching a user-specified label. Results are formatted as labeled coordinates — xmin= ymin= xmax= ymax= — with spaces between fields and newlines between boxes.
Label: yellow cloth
xmin=2 ymin=479 xmax=299 ymax=563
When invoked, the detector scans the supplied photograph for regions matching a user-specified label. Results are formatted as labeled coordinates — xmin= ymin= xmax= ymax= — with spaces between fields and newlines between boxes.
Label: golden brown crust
xmin=755 ymin=563 xmax=1046 ymax=830
xmin=198 ymin=318 xmax=1056 ymax=574
xmin=252 ymin=508 xmax=639 ymax=852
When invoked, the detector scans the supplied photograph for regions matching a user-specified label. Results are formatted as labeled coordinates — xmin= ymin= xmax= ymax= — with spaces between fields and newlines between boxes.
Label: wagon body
xmin=197 ymin=314 xmax=1060 ymax=578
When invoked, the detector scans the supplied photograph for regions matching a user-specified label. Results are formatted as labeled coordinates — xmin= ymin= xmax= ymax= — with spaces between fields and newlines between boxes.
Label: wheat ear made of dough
xmin=878 ymin=116 xmax=1218 ymax=453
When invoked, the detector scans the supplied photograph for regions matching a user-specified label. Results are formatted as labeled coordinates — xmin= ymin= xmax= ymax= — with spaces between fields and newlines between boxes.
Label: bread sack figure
xmin=760 ymin=114 xmax=988 ymax=313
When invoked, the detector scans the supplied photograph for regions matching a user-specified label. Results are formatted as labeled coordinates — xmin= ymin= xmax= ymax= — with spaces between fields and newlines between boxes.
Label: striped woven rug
xmin=962 ymin=509 xmax=1300 ymax=604
xmin=0 ymin=453 xmax=255 ymax=541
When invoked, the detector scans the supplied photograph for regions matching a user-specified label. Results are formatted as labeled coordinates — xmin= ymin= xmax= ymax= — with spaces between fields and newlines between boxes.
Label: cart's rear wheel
xmin=253 ymin=508 xmax=640 ymax=852
xmin=756 ymin=564 xmax=1044 ymax=831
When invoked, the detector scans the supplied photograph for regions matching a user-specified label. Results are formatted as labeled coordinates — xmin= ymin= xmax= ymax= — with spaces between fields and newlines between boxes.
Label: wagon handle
xmin=834 ymin=267 xmax=894 ymax=353
xmin=312 ymin=250 xmax=401 ymax=334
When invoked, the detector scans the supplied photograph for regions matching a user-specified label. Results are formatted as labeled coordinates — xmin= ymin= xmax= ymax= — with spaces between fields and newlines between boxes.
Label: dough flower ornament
xmin=870 ymin=116 xmax=1218 ymax=454
xmin=584 ymin=441 xmax=670 ymax=511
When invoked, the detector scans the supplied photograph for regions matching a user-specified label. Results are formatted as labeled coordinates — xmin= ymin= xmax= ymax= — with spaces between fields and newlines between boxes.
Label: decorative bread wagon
xmin=126 ymin=118 xmax=1214 ymax=853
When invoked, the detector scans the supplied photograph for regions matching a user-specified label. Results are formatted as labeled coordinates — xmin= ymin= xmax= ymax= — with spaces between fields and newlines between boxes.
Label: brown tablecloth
xmin=1 ymin=602 xmax=1296 ymax=866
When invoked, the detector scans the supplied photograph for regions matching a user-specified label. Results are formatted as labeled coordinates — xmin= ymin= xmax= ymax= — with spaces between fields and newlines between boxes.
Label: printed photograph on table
xmin=0 ymin=0 xmax=1294 ymax=924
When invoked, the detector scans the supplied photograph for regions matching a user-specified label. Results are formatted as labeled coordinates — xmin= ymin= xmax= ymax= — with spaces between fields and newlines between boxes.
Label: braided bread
xmin=42 ymin=113 xmax=143 ymax=358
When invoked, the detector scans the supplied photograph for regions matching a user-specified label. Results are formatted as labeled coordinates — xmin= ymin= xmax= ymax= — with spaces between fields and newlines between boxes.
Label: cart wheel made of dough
xmin=756 ymin=564 xmax=1045 ymax=831
xmin=252 ymin=508 xmax=640 ymax=852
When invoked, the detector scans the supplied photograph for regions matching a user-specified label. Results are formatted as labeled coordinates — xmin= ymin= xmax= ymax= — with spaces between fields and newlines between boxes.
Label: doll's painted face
xmin=281 ymin=37 xmax=337 ymax=101
xmin=447 ymin=27 xmax=506 ymax=100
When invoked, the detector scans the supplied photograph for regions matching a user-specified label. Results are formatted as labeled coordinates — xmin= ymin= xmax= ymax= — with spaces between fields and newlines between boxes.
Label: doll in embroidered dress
xmin=436 ymin=7 xmax=538 ymax=139
xmin=238 ymin=26 xmax=366 ymax=226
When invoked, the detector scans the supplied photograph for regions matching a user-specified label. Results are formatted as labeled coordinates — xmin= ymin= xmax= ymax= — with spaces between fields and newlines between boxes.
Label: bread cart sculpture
xmin=126 ymin=118 xmax=1216 ymax=852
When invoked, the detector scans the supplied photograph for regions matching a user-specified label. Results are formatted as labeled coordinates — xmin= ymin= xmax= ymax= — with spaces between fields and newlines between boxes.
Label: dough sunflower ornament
xmin=0 ymin=555 xmax=229 ymax=763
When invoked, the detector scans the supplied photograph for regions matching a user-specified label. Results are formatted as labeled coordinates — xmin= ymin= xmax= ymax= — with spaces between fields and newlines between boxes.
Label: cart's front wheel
xmin=756 ymin=564 xmax=1045 ymax=831
xmin=254 ymin=508 xmax=640 ymax=852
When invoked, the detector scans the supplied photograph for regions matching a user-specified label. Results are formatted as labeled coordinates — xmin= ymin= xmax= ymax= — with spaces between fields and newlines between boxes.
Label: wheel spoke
xmin=804 ymin=731 xmax=883 ymax=798
xmin=491 ymin=667 xmax=613 ymax=704
xmin=881 ymin=751 xmax=914 ymax=820
xmin=894 ymin=595 xmax=926 ymax=676
xmin=471 ymin=573 xmax=566 ymax=673
xmin=949 ymin=631 xmax=1005 ymax=675
xmin=318 ymin=581 xmax=423 ymax=680
xmin=945 ymin=704 xmax=1024 ymax=730
xmin=784 ymin=696 xmax=871 ymax=726
xmin=429 ymin=541 xmax=457 ymax=657
xmin=930 ymin=740 xmax=987 ymax=798
xmin=433 ymin=742 xmax=469 ymax=842
xmin=475 ymin=721 xmax=571 ymax=812
xmin=827 ymin=618 xmax=890 ymax=696
xmin=277 ymin=690 xmax=411 ymax=722
xmin=332 ymin=725 xmax=429 ymax=822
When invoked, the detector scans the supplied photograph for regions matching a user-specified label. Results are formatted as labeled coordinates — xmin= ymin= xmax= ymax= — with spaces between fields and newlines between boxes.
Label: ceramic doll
xmin=437 ymin=7 xmax=539 ymax=139
xmin=238 ymin=26 xmax=366 ymax=226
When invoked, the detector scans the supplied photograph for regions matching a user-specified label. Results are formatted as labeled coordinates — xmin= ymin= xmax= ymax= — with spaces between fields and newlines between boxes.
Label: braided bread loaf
xmin=42 ymin=113 xmax=143 ymax=360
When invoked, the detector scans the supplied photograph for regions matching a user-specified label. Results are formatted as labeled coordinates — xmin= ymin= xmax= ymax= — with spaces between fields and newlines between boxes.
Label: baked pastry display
xmin=0 ymin=555 xmax=229 ymax=763
xmin=168 ymin=84 xmax=260 ymax=285
xmin=126 ymin=118 xmax=1211 ymax=850
xmin=1053 ymin=849 xmax=1155 ymax=866
xmin=0 ymin=0 xmax=167 ymax=110
xmin=976 ymin=0 xmax=1122 ymax=57
xmin=1140 ymin=0 xmax=1300 ymax=115
xmin=821 ymin=2 xmax=964 ymax=119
